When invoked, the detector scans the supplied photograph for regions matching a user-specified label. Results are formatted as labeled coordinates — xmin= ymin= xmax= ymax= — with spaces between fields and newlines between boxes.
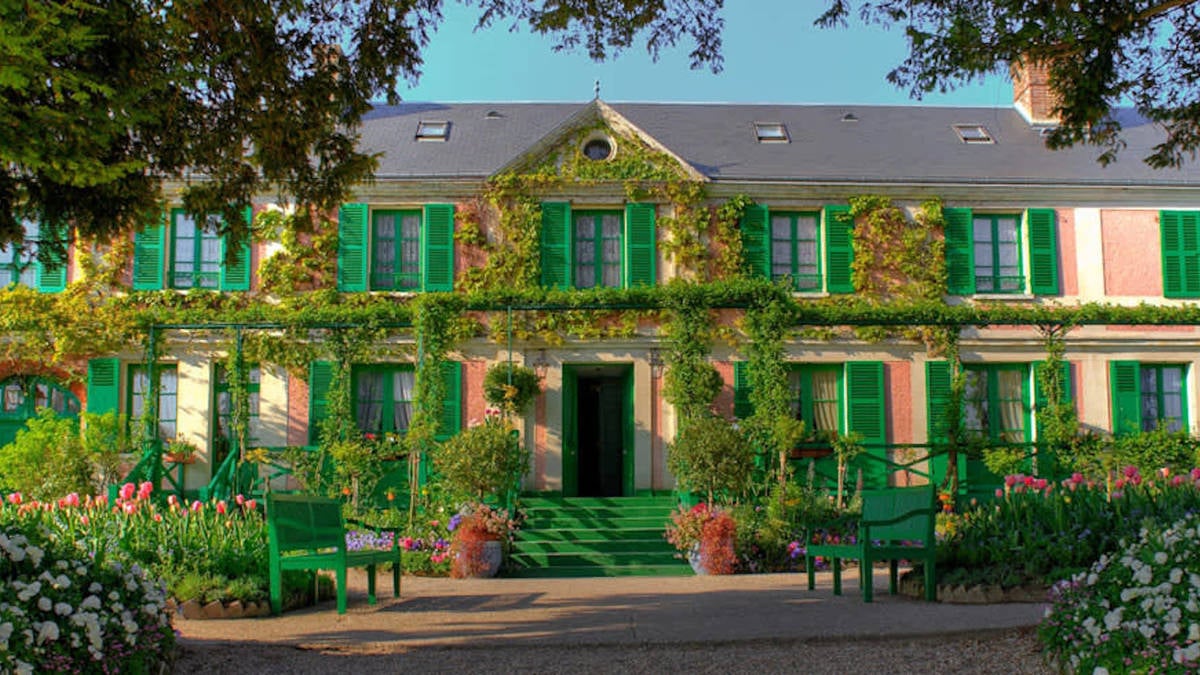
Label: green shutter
xmin=86 ymin=358 xmax=120 ymax=414
xmin=540 ymin=202 xmax=571 ymax=289
xmin=1027 ymin=208 xmax=1059 ymax=295
xmin=739 ymin=203 xmax=770 ymax=279
xmin=36 ymin=223 xmax=67 ymax=293
xmin=845 ymin=361 xmax=887 ymax=488
xmin=1110 ymin=361 xmax=1142 ymax=436
xmin=308 ymin=360 xmax=334 ymax=444
xmin=925 ymin=360 xmax=952 ymax=444
xmin=132 ymin=218 xmax=165 ymax=290
xmin=624 ymin=203 xmax=656 ymax=287
xmin=436 ymin=360 xmax=462 ymax=442
xmin=219 ymin=208 xmax=253 ymax=291
xmin=733 ymin=361 xmax=753 ymax=419
xmin=944 ymin=207 xmax=975 ymax=295
xmin=1161 ymin=211 xmax=1200 ymax=298
xmin=824 ymin=205 xmax=854 ymax=293
xmin=337 ymin=203 xmax=368 ymax=292
xmin=422 ymin=203 xmax=455 ymax=292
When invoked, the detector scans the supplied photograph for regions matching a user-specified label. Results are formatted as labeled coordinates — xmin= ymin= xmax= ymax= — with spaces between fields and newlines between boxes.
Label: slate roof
xmin=359 ymin=101 xmax=1200 ymax=186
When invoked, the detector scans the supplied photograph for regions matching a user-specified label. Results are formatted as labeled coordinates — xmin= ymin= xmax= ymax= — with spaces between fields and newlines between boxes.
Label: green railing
xmin=108 ymin=438 xmax=189 ymax=503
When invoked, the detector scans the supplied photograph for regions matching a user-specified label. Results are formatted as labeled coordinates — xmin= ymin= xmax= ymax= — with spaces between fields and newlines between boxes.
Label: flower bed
xmin=0 ymin=523 xmax=174 ymax=673
xmin=1039 ymin=512 xmax=1200 ymax=672
xmin=937 ymin=468 xmax=1200 ymax=589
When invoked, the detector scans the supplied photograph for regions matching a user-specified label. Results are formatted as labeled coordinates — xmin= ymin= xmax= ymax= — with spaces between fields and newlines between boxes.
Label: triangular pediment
xmin=495 ymin=99 xmax=707 ymax=182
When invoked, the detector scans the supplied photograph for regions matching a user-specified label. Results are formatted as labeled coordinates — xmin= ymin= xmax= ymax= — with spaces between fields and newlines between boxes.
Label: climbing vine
xmin=661 ymin=283 xmax=723 ymax=423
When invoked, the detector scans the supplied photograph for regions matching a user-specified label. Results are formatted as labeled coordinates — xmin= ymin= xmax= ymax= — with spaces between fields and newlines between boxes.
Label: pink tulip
xmin=1124 ymin=465 xmax=1139 ymax=479
xmin=235 ymin=494 xmax=245 ymax=505
xmin=1160 ymin=467 xmax=1171 ymax=479
xmin=190 ymin=501 xmax=202 ymax=512
xmin=245 ymin=499 xmax=257 ymax=511
xmin=167 ymin=495 xmax=178 ymax=508
xmin=1191 ymin=468 xmax=1200 ymax=481
xmin=64 ymin=492 xmax=79 ymax=507
xmin=1033 ymin=478 xmax=1049 ymax=491
xmin=138 ymin=481 xmax=153 ymax=500
xmin=1071 ymin=472 xmax=1084 ymax=484
xmin=5 ymin=493 xmax=19 ymax=506
xmin=1004 ymin=475 xmax=1018 ymax=488
xmin=994 ymin=488 xmax=1004 ymax=498
xmin=1172 ymin=475 xmax=1185 ymax=487
xmin=216 ymin=501 xmax=227 ymax=515
xmin=119 ymin=483 xmax=135 ymax=501
xmin=122 ymin=502 xmax=136 ymax=515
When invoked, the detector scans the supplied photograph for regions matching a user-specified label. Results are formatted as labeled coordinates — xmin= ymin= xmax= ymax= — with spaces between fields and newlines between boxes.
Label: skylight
xmin=953 ymin=124 xmax=994 ymax=144
xmin=754 ymin=122 xmax=789 ymax=143
xmin=415 ymin=120 xmax=450 ymax=141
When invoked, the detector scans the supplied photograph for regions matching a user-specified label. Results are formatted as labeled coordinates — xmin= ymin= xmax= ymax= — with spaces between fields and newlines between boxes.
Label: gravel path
xmin=175 ymin=628 xmax=1052 ymax=674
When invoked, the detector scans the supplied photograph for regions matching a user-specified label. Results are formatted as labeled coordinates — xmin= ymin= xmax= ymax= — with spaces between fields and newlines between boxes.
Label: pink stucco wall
xmin=1057 ymin=209 xmax=1078 ymax=296
xmin=286 ymin=372 xmax=309 ymax=446
xmin=885 ymin=361 xmax=911 ymax=444
xmin=1102 ymin=210 xmax=1161 ymax=296
xmin=462 ymin=360 xmax=487 ymax=428
xmin=713 ymin=361 xmax=735 ymax=419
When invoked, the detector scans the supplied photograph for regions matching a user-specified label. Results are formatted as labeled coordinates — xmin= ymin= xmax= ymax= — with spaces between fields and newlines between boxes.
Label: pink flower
xmin=1033 ymin=478 xmax=1049 ymax=491
xmin=64 ymin=492 xmax=79 ymax=507
xmin=1071 ymin=472 xmax=1084 ymax=484
xmin=80 ymin=515 xmax=89 ymax=526
xmin=400 ymin=537 xmax=415 ymax=550
xmin=153 ymin=514 xmax=162 ymax=522
xmin=167 ymin=495 xmax=179 ymax=508
xmin=5 ymin=493 xmax=20 ymax=506
xmin=190 ymin=501 xmax=202 ymax=512
xmin=122 ymin=502 xmax=136 ymax=515
xmin=1160 ymin=467 xmax=1171 ymax=479
xmin=994 ymin=488 xmax=1004 ymax=498
xmin=118 ymin=483 xmax=135 ymax=501
xmin=245 ymin=499 xmax=258 ymax=511
xmin=1115 ymin=478 xmax=1127 ymax=489
xmin=1123 ymin=465 xmax=1139 ymax=479
xmin=235 ymin=494 xmax=245 ymax=505
xmin=216 ymin=501 xmax=227 ymax=515
xmin=1190 ymin=467 xmax=1200 ymax=481
xmin=1023 ymin=475 xmax=1036 ymax=487
xmin=138 ymin=481 xmax=153 ymax=500
xmin=1172 ymin=475 xmax=1185 ymax=487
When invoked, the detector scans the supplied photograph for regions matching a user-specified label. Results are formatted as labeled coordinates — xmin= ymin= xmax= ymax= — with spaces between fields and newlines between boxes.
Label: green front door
xmin=562 ymin=364 xmax=634 ymax=497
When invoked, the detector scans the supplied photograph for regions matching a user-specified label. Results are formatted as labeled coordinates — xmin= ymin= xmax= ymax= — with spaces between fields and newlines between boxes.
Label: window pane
xmin=356 ymin=373 xmax=384 ymax=432
xmin=3 ymin=383 xmax=23 ymax=413
xmin=973 ymin=219 xmax=993 ymax=243
xmin=963 ymin=370 xmax=987 ymax=433
xmin=392 ymin=370 xmax=415 ymax=432
xmin=372 ymin=214 xmax=396 ymax=288
xmin=995 ymin=369 xmax=1026 ymax=442
xmin=811 ymin=370 xmax=839 ymax=433
xmin=600 ymin=214 xmax=621 ymax=288
xmin=787 ymin=371 xmax=803 ymax=419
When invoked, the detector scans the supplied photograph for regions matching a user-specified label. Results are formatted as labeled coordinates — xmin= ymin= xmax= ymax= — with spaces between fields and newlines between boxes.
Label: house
xmin=4 ymin=62 xmax=1200 ymax=503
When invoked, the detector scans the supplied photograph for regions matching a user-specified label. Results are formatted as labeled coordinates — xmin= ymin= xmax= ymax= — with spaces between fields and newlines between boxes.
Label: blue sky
xmin=399 ymin=2 xmax=1012 ymax=107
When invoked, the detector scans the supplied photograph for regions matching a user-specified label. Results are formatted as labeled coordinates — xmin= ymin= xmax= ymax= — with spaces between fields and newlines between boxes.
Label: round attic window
xmin=582 ymin=137 xmax=613 ymax=161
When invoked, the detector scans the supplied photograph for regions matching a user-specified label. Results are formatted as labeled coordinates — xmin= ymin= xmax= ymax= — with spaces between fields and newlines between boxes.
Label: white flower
xmin=15 ymin=660 xmax=33 ymax=675
xmin=1155 ymin=551 xmax=1169 ymax=565
xmin=88 ymin=582 xmax=102 ymax=593
xmin=80 ymin=595 xmax=101 ymax=611
xmin=35 ymin=621 xmax=59 ymax=644
xmin=0 ymin=622 xmax=13 ymax=644
xmin=36 ymin=597 xmax=51 ymax=612
xmin=25 ymin=546 xmax=42 ymax=566
xmin=1093 ymin=668 xmax=1109 ymax=675
xmin=1190 ymin=623 xmax=1200 ymax=641
xmin=54 ymin=602 xmax=72 ymax=616
xmin=1165 ymin=622 xmax=1180 ymax=637
xmin=1171 ymin=568 xmax=1184 ymax=584
xmin=54 ymin=574 xmax=70 ymax=590
xmin=1104 ymin=608 xmax=1123 ymax=631
xmin=1176 ymin=643 xmax=1200 ymax=664
xmin=1134 ymin=564 xmax=1154 ymax=585
xmin=17 ymin=583 xmax=41 ymax=603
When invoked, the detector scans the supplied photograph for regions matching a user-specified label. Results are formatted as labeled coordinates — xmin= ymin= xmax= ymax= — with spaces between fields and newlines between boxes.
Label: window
xmin=129 ymin=365 xmax=178 ymax=440
xmin=133 ymin=208 xmax=250 ymax=291
xmin=962 ymin=364 xmax=1031 ymax=444
xmin=972 ymin=214 xmax=1023 ymax=293
xmin=352 ymin=365 xmax=415 ymax=436
xmin=574 ymin=211 xmax=623 ymax=289
xmin=415 ymin=120 xmax=449 ymax=141
xmin=788 ymin=365 xmax=842 ymax=454
xmin=953 ymin=124 xmax=994 ymax=144
xmin=538 ymin=202 xmax=656 ymax=289
xmin=739 ymin=204 xmax=853 ymax=293
xmin=582 ymin=138 xmax=613 ymax=161
xmin=0 ymin=378 xmax=80 ymax=448
xmin=944 ymin=208 xmax=1058 ymax=296
xmin=1111 ymin=361 xmax=1187 ymax=434
xmin=371 ymin=210 xmax=422 ymax=290
xmin=1160 ymin=211 xmax=1200 ymax=298
xmin=771 ymin=212 xmax=821 ymax=291
xmin=754 ymin=122 xmax=789 ymax=143
xmin=0 ymin=220 xmax=66 ymax=292
xmin=214 ymin=365 xmax=261 ymax=465
xmin=170 ymin=210 xmax=222 ymax=289
xmin=336 ymin=203 xmax=455 ymax=293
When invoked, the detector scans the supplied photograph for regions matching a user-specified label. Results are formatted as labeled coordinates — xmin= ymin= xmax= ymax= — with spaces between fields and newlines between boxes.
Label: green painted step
xmin=510 ymin=495 xmax=690 ymax=578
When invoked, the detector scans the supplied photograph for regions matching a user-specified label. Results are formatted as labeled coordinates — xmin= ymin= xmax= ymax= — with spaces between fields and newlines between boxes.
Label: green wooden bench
xmin=805 ymin=486 xmax=937 ymax=602
xmin=266 ymin=492 xmax=402 ymax=615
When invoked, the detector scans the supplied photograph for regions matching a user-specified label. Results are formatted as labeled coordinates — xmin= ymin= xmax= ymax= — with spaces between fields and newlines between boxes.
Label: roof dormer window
xmin=754 ymin=122 xmax=789 ymax=143
xmin=415 ymin=120 xmax=449 ymax=142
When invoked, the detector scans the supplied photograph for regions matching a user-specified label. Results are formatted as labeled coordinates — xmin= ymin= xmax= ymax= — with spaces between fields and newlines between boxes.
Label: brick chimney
xmin=1011 ymin=57 xmax=1061 ymax=125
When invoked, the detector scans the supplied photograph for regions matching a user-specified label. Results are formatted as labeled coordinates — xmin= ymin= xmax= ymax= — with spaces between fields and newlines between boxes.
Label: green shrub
xmin=0 ymin=409 xmax=92 ymax=499
xmin=1112 ymin=425 xmax=1199 ymax=476
xmin=482 ymin=363 xmax=542 ymax=416
xmin=667 ymin=414 xmax=753 ymax=505
xmin=434 ymin=418 xmax=529 ymax=502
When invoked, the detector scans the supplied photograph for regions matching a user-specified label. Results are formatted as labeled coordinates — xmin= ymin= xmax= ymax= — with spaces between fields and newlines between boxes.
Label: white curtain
xmin=997 ymin=369 xmax=1025 ymax=443
xmin=392 ymin=371 xmax=415 ymax=432
xmin=356 ymin=373 xmax=383 ymax=432
xmin=812 ymin=371 xmax=839 ymax=434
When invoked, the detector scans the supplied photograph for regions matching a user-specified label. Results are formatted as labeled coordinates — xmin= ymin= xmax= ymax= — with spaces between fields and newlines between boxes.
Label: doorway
xmin=562 ymin=364 xmax=633 ymax=497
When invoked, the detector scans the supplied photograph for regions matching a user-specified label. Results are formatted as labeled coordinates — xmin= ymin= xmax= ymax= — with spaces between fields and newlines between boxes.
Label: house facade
xmin=5 ymin=65 xmax=1200 ymax=498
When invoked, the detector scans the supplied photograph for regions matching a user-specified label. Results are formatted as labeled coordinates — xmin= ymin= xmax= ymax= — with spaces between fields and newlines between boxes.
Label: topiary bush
xmin=482 ymin=363 xmax=542 ymax=416
xmin=666 ymin=414 xmax=754 ymax=505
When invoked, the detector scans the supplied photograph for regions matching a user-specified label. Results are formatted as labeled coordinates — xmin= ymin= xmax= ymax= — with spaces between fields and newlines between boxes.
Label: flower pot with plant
xmin=164 ymin=438 xmax=200 ymax=464
xmin=447 ymin=503 xmax=520 ymax=578
xmin=483 ymin=362 xmax=542 ymax=417
xmin=665 ymin=502 xmax=737 ymax=575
